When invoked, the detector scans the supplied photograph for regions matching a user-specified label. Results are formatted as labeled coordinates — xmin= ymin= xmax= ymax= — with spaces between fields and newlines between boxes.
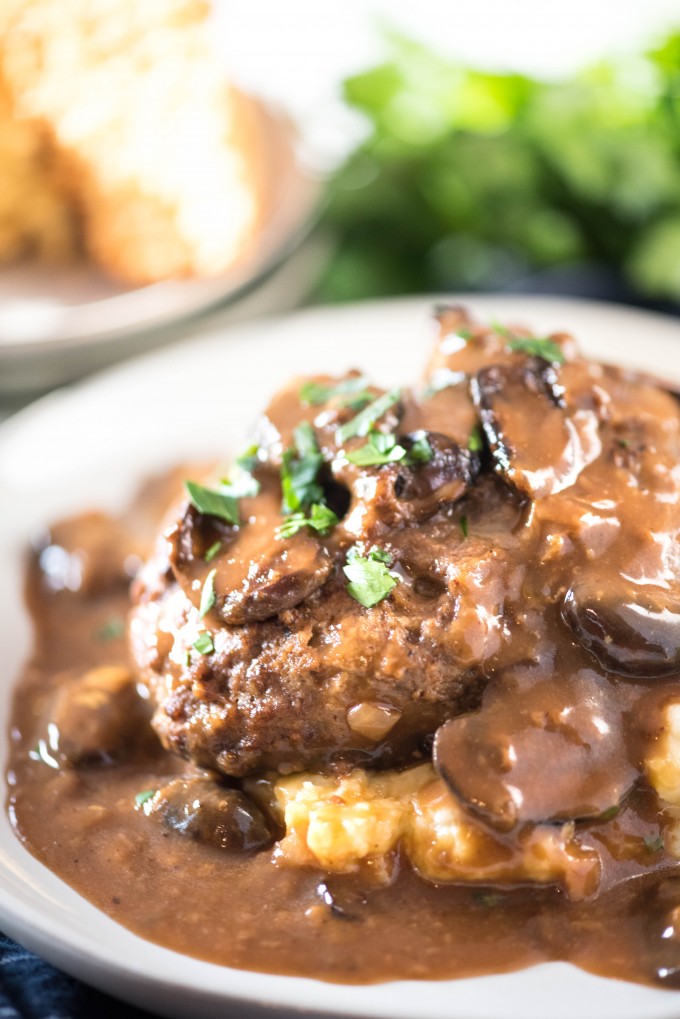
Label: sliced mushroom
xmin=563 ymin=583 xmax=680 ymax=678
xmin=45 ymin=666 xmax=151 ymax=766
xmin=168 ymin=471 xmax=333 ymax=625
xmin=433 ymin=669 xmax=638 ymax=832
xmin=470 ymin=357 xmax=604 ymax=499
xmin=144 ymin=776 xmax=273 ymax=852
xmin=338 ymin=432 xmax=477 ymax=540
xmin=394 ymin=432 xmax=478 ymax=514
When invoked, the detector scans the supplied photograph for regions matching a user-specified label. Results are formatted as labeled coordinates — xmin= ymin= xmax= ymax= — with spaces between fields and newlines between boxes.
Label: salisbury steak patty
xmin=130 ymin=307 xmax=680 ymax=778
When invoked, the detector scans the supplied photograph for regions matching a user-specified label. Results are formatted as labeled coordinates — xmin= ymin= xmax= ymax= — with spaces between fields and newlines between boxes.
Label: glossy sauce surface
xmin=7 ymin=310 xmax=680 ymax=989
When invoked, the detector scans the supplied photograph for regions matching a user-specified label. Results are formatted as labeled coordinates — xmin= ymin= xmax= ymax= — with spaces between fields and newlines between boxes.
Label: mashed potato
xmin=265 ymin=763 xmax=600 ymax=899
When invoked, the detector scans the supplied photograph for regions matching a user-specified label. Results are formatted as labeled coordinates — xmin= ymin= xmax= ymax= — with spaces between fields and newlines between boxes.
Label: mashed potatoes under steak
xmin=266 ymin=764 xmax=601 ymax=899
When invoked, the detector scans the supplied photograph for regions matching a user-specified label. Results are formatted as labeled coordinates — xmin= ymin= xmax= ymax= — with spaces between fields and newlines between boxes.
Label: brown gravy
xmin=7 ymin=309 xmax=680 ymax=991
xmin=4 ymin=485 xmax=680 ymax=991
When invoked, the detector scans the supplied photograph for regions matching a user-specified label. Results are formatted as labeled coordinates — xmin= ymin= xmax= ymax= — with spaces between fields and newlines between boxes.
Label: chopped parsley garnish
xmin=343 ymin=545 xmax=400 ymax=608
xmin=644 ymin=834 xmax=664 ymax=854
xmin=235 ymin=443 xmax=260 ymax=473
xmin=338 ymin=388 xmax=401 ymax=444
xmin=193 ymin=632 xmax=215 ymax=655
xmin=185 ymin=480 xmax=239 ymax=525
xmin=346 ymin=429 xmax=433 ymax=468
xmin=276 ymin=503 xmax=339 ymax=539
xmin=408 ymin=434 xmax=433 ymax=464
xmin=204 ymin=540 xmax=222 ymax=563
xmin=460 ymin=515 xmax=469 ymax=538
xmin=299 ymin=375 xmax=370 ymax=406
xmin=346 ymin=431 xmax=407 ymax=466
xmin=340 ymin=390 xmax=373 ymax=411
xmin=135 ymin=790 xmax=156 ymax=808
xmin=508 ymin=336 xmax=566 ymax=364
xmin=457 ymin=327 xmax=473 ymax=341
xmin=280 ymin=422 xmax=324 ymax=514
xmin=198 ymin=568 xmax=217 ymax=619
xmin=95 ymin=615 xmax=125 ymax=641
xmin=491 ymin=322 xmax=566 ymax=365
xmin=468 ymin=426 xmax=484 ymax=453
xmin=220 ymin=466 xmax=260 ymax=499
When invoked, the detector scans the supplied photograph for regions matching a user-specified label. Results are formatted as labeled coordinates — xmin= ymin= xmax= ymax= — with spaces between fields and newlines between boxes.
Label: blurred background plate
xmin=0 ymin=107 xmax=326 ymax=392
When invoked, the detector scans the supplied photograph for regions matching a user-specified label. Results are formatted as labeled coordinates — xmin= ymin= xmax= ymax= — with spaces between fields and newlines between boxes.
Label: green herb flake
xmin=644 ymin=834 xmax=665 ymax=854
xmin=508 ymin=336 xmax=566 ymax=364
xmin=95 ymin=615 xmax=125 ymax=642
xmin=193 ymin=632 xmax=215 ymax=655
xmin=346 ymin=430 xmax=407 ymax=467
xmin=235 ymin=443 xmax=260 ymax=473
xmin=185 ymin=480 xmax=239 ymax=525
xmin=277 ymin=503 xmax=339 ymax=540
xmin=408 ymin=434 xmax=433 ymax=464
xmin=598 ymin=805 xmax=620 ymax=822
xmin=460 ymin=515 xmax=469 ymax=538
xmin=280 ymin=423 xmax=324 ymax=515
xmin=135 ymin=790 xmax=156 ymax=808
xmin=220 ymin=467 xmax=260 ymax=499
xmin=468 ymin=427 xmax=484 ymax=453
xmin=338 ymin=388 xmax=401 ymax=444
xmin=198 ymin=568 xmax=217 ymax=620
xmin=300 ymin=375 xmax=370 ymax=407
xmin=343 ymin=545 xmax=399 ymax=608
xmin=204 ymin=540 xmax=222 ymax=563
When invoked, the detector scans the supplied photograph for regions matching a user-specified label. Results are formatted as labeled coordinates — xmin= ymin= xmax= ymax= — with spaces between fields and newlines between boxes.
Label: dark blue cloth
xmin=0 ymin=932 xmax=157 ymax=1019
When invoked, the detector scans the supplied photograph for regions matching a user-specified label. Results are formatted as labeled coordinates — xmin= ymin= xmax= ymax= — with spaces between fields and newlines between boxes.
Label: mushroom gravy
xmin=7 ymin=308 xmax=680 ymax=989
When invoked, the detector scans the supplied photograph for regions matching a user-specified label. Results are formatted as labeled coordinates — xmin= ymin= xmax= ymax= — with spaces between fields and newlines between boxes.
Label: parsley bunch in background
xmin=315 ymin=31 xmax=680 ymax=308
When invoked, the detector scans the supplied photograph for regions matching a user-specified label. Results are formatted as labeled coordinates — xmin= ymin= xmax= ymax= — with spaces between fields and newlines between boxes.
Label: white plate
xmin=1 ymin=296 xmax=680 ymax=1019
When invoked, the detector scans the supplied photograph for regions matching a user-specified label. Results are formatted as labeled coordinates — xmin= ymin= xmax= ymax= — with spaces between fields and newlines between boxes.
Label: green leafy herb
xmin=468 ymin=427 xmax=484 ymax=453
xmin=644 ymin=834 xmax=665 ymax=854
xmin=346 ymin=431 xmax=407 ymax=466
xmin=340 ymin=390 xmax=373 ymax=411
xmin=300 ymin=375 xmax=370 ymax=406
xmin=198 ymin=568 xmax=217 ymax=619
xmin=460 ymin=515 xmax=469 ymax=538
xmin=338 ymin=388 xmax=401 ymax=444
xmin=280 ymin=422 xmax=324 ymax=514
xmin=507 ymin=336 xmax=566 ymax=365
xmin=135 ymin=790 xmax=156 ymax=808
xmin=276 ymin=502 xmax=339 ymax=539
xmin=346 ymin=430 xmax=433 ymax=467
xmin=235 ymin=443 xmax=260 ymax=473
xmin=491 ymin=323 xmax=565 ymax=364
xmin=408 ymin=434 xmax=433 ymax=464
xmin=204 ymin=540 xmax=222 ymax=563
xmin=343 ymin=545 xmax=400 ymax=607
xmin=193 ymin=632 xmax=215 ymax=655
xmin=185 ymin=481 xmax=239 ymax=525
xmin=220 ymin=466 xmax=260 ymax=499
xmin=95 ymin=615 xmax=125 ymax=642
xmin=598 ymin=805 xmax=620 ymax=822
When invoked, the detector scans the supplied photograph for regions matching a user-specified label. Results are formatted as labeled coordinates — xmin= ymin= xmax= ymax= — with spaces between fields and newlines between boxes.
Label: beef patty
xmin=129 ymin=307 xmax=680 ymax=785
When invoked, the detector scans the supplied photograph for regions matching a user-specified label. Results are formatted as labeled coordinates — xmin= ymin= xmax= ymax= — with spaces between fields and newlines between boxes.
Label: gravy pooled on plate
xmin=7 ymin=307 xmax=680 ymax=986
